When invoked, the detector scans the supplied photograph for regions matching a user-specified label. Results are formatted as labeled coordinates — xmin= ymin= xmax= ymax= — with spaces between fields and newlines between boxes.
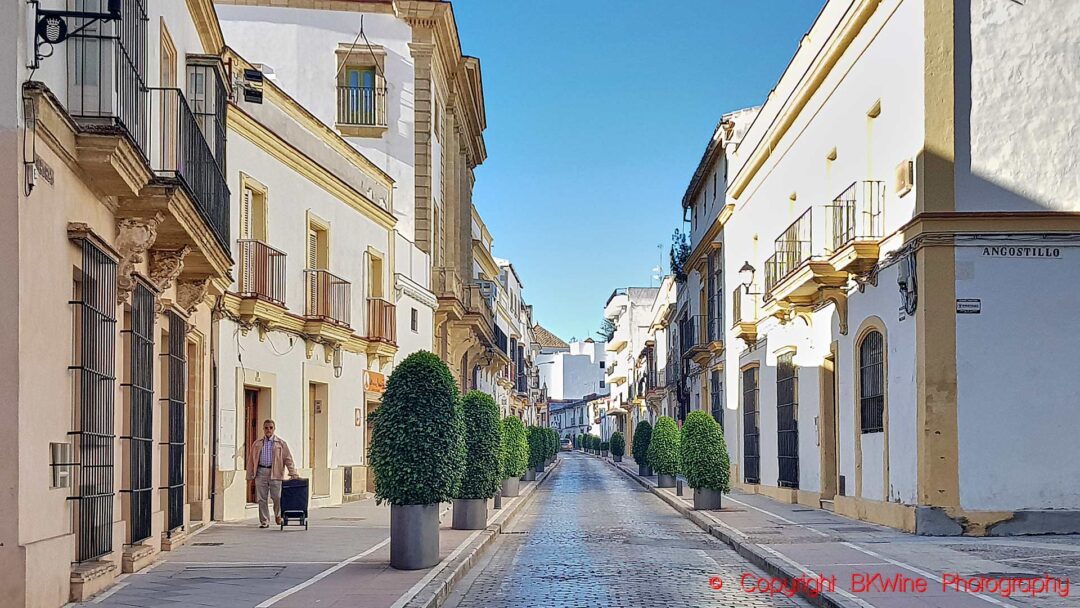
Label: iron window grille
xmin=69 ymin=236 xmax=118 ymax=562
xmin=164 ymin=311 xmax=187 ymax=533
xmin=710 ymin=370 xmax=723 ymax=430
xmin=122 ymin=281 xmax=155 ymax=544
xmin=742 ymin=366 xmax=759 ymax=484
xmin=859 ymin=331 xmax=885 ymax=433
xmin=776 ymin=353 xmax=800 ymax=489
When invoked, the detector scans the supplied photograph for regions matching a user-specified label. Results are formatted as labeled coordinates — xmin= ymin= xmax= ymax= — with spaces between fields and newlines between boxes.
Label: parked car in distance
xmin=561 ymin=438 xmax=573 ymax=451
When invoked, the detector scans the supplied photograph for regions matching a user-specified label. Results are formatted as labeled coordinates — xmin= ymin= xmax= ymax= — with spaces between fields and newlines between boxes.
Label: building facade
xmin=707 ymin=0 xmax=1080 ymax=535
xmin=1 ymin=1 xmax=234 ymax=603
xmin=536 ymin=337 xmax=608 ymax=402
xmin=601 ymin=287 xmax=658 ymax=445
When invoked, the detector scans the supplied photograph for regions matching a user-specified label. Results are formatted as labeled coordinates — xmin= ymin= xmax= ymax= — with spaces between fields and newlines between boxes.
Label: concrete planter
xmin=657 ymin=473 xmax=676 ymax=488
xmin=601 ymin=450 xmax=608 ymax=457
xmin=638 ymin=464 xmax=653 ymax=476
xmin=452 ymin=498 xmax=488 ymax=530
xmin=534 ymin=463 xmax=545 ymax=474
xmin=390 ymin=503 xmax=439 ymax=570
xmin=522 ymin=468 xmax=536 ymax=481
xmin=501 ymin=476 xmax=520 ymax=498
xmin=613 ymin=455 xmax=623 ymax=463
xmin=693 ymin=487 xmax=723 ymax=510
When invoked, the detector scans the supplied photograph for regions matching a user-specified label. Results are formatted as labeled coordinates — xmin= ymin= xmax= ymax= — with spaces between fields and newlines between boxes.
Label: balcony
xmin=731 ymin=287 xmax=758 ymax=344
xmin=336 ymin=84 xmax=388 ymax=137
xmin=763 ymin=207 xmax=847 ymax=306
xmin=605 ymin=323 xmax=629 ymax=352
xmin=680 ymin=315 xmax=716 ymax=365
xmin=827 ymin=180 xmax=886 ymax=273
xmin=366 ymin=298 xmax=396 ymax=344
xmin=236 ymin=240 xmax=286 ymax=323
xmin=304 ymin=270 xmax=352 ymax=342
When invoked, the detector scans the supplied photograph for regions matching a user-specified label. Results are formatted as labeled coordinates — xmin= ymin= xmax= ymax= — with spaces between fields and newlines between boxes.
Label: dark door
xmin=245 ymin=389 xmax=259 ymax=503
xmin=777 ymin=353 xmax=800 ymax=488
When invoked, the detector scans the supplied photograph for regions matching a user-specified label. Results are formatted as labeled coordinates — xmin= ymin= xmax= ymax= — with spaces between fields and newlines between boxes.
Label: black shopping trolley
xmin=280 ymin=478 xmax=309 ymax=530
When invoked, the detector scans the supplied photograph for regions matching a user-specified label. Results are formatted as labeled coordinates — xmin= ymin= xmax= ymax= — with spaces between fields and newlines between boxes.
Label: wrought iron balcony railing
xmin=764 ymin=208 xmax=813 ymax=295
xmin=827 ymin=180 xmax=886 ymax=252
xmin=305 ymin=269 xmax=351 ymax=326
xmin=336 ymin=85 xmax=388 ymax=127
xmin=237 ymin=240 xmax=286 ymax=305
xmin=367 ymin=297 xmax=396 ymax=344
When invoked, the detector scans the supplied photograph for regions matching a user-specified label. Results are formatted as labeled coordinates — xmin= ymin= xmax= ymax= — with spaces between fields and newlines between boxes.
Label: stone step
xmin=819 ymin=498 xmax=835 ymax=512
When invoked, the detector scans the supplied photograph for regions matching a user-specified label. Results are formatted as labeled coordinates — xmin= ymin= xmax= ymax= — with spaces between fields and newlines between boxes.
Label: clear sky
xmin=453 ymin=1 xmax=825 ymax=343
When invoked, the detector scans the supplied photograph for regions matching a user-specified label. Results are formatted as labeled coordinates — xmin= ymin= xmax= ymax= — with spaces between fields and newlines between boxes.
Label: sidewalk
xmin=73 ymin=460 xmax=559 ymax=608
xmin=605 ymin=455 xmax=1079 ymax=608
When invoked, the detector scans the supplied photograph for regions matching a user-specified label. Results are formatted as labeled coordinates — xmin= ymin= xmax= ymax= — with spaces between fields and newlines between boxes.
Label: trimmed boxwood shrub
xmin=455 ymin=391 xmax=502 ymax=500
xmin=647 ymin=416 xmax=680 ymax=476
xmin=599 ymin=441 xmax=609 ymax=452
xmin=501 ymin=416 xmax=529 ymax=478
xmin=681 ymin=410 xmax=731 ymax=492
xmin=632 ymin=420 xmax=652 ymax=465
xmin=545 ymin=428 xmax=557 ymax=459
xmin=609 ymin=431 xmax=625 ymax=457
xmin=370 ymin=351 xmax=464 ymax=505
xmin=527 ymin=426 xmax=545 ymax=468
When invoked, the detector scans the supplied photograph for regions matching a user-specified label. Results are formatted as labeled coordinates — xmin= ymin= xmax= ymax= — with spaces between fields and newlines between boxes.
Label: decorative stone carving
xmin=115 ymin=214 xmax=163 ymax=305
xmin=175 ymin=278 xmax=210 ymax=315
xmin=148 ymin=246 xmax=190 ymax=293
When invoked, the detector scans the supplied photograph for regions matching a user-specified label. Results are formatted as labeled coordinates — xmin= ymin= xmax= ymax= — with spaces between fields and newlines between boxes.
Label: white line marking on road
xmin=723 ymin=495 xmax=830 ymax=537
xmin=756 ymin=544 xmax=878 ymax=608
xmin=254 ymin=537 xmax=390 ymax=607
xmin=91 ymin=582 xmax=127 ymax=604
xmin=388 ymin=529 xmax=486 ymax=608
xmin=169 ymin=561 xmax=341 ymax=566
xmin=840 ymin=542 xmax=1019 ymax=608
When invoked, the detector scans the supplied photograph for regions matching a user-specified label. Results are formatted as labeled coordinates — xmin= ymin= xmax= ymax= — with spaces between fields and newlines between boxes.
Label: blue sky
xmin=454 ymin=1 xmax=825 ymax=342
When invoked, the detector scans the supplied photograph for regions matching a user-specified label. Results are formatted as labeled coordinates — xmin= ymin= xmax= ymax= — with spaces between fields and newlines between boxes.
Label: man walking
xmin=247 ymin=419 xmax=299 ymax=528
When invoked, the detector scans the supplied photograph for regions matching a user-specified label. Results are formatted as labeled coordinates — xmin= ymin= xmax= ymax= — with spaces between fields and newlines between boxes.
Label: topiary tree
xmin=600 ymin=441 xmax=609 ymax=453
xmin=633 ymin=420 xmax=652 ymax=465
xmin=681 ymin=410 xmax=731 ymax=492
xmin=454 ymin=391 xmax=502 ymax=500
xmin=609 ymin=431 xmax=625 ymax=457
xmin=501 ymin=416 xmax=529 ymax=479
xmin=370 ymin=351 xmax=464 ymax=506
xmin=527 ymin=426 xmax=545 ymax=469
xmin=647 ymin=416 xmax=680 ymax=476
xmin=548 ymin=428 xmax=559 ymax=458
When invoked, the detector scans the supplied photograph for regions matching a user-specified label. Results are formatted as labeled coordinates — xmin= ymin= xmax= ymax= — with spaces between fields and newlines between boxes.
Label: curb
xmin=398 ymin=457 xmax=563 ymax=608
xmin=606 ymin=459 xmax=852 ymax=608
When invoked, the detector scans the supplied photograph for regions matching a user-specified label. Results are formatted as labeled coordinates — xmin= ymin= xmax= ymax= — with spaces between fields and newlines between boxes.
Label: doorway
xmin=309 ymin=383 xmax=330 ymax=496
xmin=820 ymin=352 xmax=839 ymax=500
xmin=244 ymin=388 xmax=261 ymax=503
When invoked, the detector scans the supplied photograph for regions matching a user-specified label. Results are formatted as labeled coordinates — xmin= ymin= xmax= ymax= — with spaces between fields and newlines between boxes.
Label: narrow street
xmin=444 ymin=453 xmax=810 ymax=608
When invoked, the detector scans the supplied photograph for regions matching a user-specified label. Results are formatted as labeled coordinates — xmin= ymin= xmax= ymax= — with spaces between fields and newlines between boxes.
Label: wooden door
xmin=245 ymin=389 xmax=259 ymax=503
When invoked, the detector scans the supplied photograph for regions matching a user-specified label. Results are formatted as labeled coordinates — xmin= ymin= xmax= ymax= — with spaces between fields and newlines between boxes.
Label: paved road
xmin=445 ymin=453 xmax=811 ymax=608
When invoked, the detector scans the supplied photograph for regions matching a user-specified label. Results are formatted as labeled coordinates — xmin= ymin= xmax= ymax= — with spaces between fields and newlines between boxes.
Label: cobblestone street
xmin=444 ymin=453 xmax=810 ymax=608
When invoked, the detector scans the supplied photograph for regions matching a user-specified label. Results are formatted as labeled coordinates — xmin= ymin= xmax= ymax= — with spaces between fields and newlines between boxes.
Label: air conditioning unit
xmin=50 ymin=442 xmax=73 ymax=489
xmin=895 ymin=159 xmax=913 ymax=197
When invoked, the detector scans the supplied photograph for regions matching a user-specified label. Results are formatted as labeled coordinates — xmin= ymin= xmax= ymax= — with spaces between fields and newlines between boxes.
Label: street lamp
xmin=739 ymin=261 xmax=761 ymax=295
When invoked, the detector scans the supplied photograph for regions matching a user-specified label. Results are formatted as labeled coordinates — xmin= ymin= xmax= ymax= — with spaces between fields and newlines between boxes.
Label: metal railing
xmin=148 ymin=87 xmax=230 ymax=249
xmin=494 ymin=324 xmax=509 ymax=354
xmin=367 ymin=297 xmax=396 ymax=344
xmin=165 ymin=311 xmax=187 ymax=532
xmin=679 ymin=316 xmax=698 ymax=354
xmin=764 ymin=209 xmax=813 ymax=294
xmin=828 ymin=180 xmax=886 ymax=252
xmin=125 ymin=282 xmax=155 ymax=544
xmin=305 ymin=269 xmax=351 ymax=326
xmin=732 ymin=286 xmax=758 ymax=327
xmin=238 ymin=240 xmax=286 ymax=305
xmin=336 ymin=85 xmax=387 ymax=127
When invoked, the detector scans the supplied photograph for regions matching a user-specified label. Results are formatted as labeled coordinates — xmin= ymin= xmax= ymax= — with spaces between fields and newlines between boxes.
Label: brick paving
xmin=444 ymin=453 xmax=811 ymax=608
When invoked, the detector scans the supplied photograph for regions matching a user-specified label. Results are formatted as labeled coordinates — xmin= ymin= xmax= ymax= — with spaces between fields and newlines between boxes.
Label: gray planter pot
xmin=501 ymin=476 xmax=520 ymax=498
xmin=522 ymin=468 xmax=536 ymax=481
xmin=638 ymin=463 xmax=653 ymax=476
xmin=390 ymin=503 xmax=439 ymax=570
xmin=613 ymin=455 xmax=623 ymax=462
xmin=601 ymin=450 xmax=608 ymax=457
xmin=657 ymin=473 xmax=676 ymax=488
xmin=452 ymin=498 xmax=488 ymax=530
xmin=693 ymin=487 xmax=723 ymax=510
xmin=534 ymin=463 xmax=545 ymax=474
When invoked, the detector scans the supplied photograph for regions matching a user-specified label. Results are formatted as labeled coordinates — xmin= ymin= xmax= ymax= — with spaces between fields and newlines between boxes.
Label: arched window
xmin=859 ymin=330 xmax=885 ymax=433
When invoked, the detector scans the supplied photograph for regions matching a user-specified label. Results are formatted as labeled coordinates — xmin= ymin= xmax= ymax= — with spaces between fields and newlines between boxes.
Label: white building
xmin=536 ymin=336 xmax=608 ymax=401
xmin=700 ymin=0 xmax=1080 ymax=535
xmin=637 ymin=275 xmax=677 ymax=426
xmin=601 ymin=287 xmax=659 ymax=443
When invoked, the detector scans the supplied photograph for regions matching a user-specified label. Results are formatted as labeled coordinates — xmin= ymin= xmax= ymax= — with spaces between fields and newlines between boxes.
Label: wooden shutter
xmin=307 ymin=228 xmax=318 ymax=315
xmin=240 ymin=187 xmax=252 ymax=239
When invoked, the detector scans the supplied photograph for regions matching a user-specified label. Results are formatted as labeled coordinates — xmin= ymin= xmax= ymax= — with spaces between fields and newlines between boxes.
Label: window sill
xmin=337 ymin=123 xmax=388 ymax=139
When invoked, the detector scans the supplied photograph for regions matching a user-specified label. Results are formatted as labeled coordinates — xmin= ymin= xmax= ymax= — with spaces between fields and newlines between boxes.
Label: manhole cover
xmin=174 ymin=566 xmax=283 ymax=580
xmin=192 ymin=542 xmax=223 ymax=546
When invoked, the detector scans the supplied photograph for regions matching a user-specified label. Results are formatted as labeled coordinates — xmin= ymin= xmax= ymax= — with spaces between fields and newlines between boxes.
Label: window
xmin=411 ymin=308 xmax=419 ymax=332
xmin=742 ymin=366 xmax=759 ymax=484
xmin=710 ymin=369 xmax=723 ymax=429
xmin=776 ymin=353 xmax=799 ymax=488
xmin=600 ymin=380 xmax=606 ymax=389
xmin=859 ymin=330 xmax=885 ymax=433
xmin=600 ymin=360 xmax=605 ymax=369
xmin=335 ymin=44 xmax=387 ymax=133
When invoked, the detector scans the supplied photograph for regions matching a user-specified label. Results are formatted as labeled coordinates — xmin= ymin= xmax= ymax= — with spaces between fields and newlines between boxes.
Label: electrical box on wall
xmin=895 ymin=159 xmax=914 ymax=197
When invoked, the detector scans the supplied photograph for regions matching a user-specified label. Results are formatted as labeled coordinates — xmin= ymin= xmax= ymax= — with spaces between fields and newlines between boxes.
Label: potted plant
xmin=528 ymin=426 xmax=546 ymax=474
xmin=610 ymin=431 xmax=625 ymax=463
xmin=647 ymin=416 xmax=680 ymax=488
xmin=500 ymin=416 xmax=528 ymax=497
xmin=451 ymin=391 xmax=501 ymax=529
xmin=600 ymin=441 xmax=609 ymax=457
xmin=633 ymin=420 xmax=653 ymax=476
xmin=681 ymin=411 xmax=730 ymax=510
xmin=370 ymin=351 xmax=464 ymax=570
xmin=545 ymin=428 xmax=556 ymax=466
